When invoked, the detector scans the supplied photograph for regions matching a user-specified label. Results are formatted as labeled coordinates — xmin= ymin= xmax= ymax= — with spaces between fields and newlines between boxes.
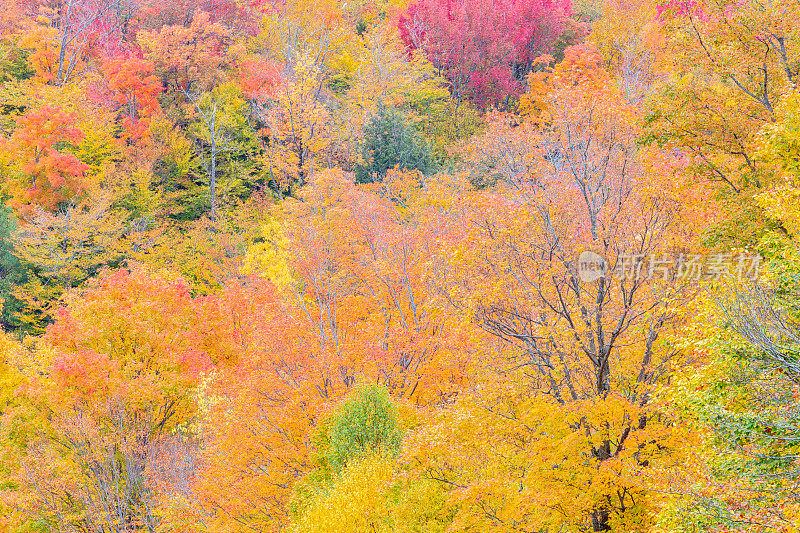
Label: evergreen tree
xmin=355 ymin=107 xmax=433 ymax=183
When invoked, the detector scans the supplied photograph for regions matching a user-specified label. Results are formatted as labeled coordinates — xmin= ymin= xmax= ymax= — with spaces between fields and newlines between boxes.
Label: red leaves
xmin=103 ymin=56 xmax=163 ymax=139
xmin=51 ymin=349 xmax=116 ymax=402
xmin=398 ymin=0 xmax=571 ymax=107
xmin=15 ymin=107 xmax=84 ymax=152
xmin=139 ymin=11 xmax=239 ymax=92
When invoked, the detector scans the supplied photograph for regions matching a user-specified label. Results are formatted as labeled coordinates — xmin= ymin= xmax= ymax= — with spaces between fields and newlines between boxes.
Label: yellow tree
xmin=245 ymin=0 xmax=354 ymax=189
xmin=588 ymin=0 xmax=662 ymax=104
xmin=408 ymin=46 xmax=704 ymax=532
xmin=252 ymin=56 xmax=332 ymax=190
xmin=648 ymin=0 xmax=800 ymax=246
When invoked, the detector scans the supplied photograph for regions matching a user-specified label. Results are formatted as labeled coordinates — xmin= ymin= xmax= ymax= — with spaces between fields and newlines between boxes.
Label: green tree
xmin=327 ymin=383 xmax=402 ymax=474
xmin=355 ymin=107 xmax=433 ymax=183
xmin=186 ymin=82 xmax=258 ymax=217
xmin=0 ymin=205 xmax=23 ymax=330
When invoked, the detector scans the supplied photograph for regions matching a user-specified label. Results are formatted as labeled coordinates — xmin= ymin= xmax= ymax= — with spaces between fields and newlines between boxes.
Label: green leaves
xmin=326 ymin=383 xmax=402 ymax=474
xmin=355 ymin=107 xmax=433 ymax=183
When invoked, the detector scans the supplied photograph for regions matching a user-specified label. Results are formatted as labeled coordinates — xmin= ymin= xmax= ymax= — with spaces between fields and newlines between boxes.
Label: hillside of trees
xmin=0 ymin=0 xmax=799 ymax=531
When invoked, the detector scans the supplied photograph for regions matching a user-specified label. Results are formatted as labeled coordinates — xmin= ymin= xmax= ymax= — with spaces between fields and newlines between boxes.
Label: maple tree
xmin=251 ymin=57 xmax=333 ymax=190
xmin=138 ymin=10 xmax=242 ymax=94
xmin=103 ymin=55 xmax=163 ymax=139
xmin=399 ymin=0 xmax=572 ymax=108
xmin=410 ymin=46 xmax=705 ymax=532
xmin=167 ymin=277 xmax=326 ymax=532
xmin=1 ymin=0 xmax=799 ymax=531
xmin=247 ymin=169 xmax=472 ymax=403
xmin=1 ymin=106 xmax=90 ymax=213
xmin=5 ymin=266 xmax=210 ymax=531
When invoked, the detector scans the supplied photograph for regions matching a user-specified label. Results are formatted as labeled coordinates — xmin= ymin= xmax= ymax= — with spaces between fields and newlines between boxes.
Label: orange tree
xmin=4 ymin=266 xmax=211 ymax=532
xmin=405 ymin=46 xmax=705 ymax=532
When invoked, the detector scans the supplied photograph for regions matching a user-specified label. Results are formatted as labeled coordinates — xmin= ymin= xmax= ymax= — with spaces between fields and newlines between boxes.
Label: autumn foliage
xmin=0 ymin=0 xmax=798 ymax=532
xmin=399 ymin=0 xmax=572 ymax=107
xmin=2 ymin=107 xmax=90 ymax=213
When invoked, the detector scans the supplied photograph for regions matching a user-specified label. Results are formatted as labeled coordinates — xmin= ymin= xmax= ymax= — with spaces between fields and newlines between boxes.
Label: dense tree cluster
xmin=0 ymin=0 xmax=798 ymax=532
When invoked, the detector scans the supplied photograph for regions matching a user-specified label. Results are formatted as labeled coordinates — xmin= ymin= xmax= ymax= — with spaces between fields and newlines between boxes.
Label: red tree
xmin=398 ymin=0 xmax=572 ymax=108
xmin=103 ymin=55 xmax=163 ymax=139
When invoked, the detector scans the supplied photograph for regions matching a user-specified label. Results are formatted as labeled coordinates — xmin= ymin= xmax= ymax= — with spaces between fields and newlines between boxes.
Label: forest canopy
xmin=0 ymin=0 xmax=799 ymax=532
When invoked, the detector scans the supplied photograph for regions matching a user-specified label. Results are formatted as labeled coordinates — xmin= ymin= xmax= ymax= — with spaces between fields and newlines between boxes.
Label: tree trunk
xmin=57 ymin=0 xmax=74 ymax=86
xmin=210 ymin=102 xmax=217 ymax=218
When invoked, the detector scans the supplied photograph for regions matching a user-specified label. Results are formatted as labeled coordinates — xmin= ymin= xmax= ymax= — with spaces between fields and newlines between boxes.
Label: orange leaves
xmin=519 ymin=44 xmax=632 ymax=133
xmin=139 ymin=11 xmax=242 ymax=93
xmin=552 ymin=44 xmax=612 ymax=91
xmin=42 ymin=266 xmax=207 ymax=405
xmin=0 ymin=2 xmax=752 ymax=530
xmin=50 ymin=348 xmax=116 ymax=403
xmin=167 ymin=277 xmax=326 ymax=531
xmin=7 ymin=266 xmax=215 ymax=531
xmin=259 ymin=170 xmax=471 ymax=403
xmin=11 ymin=14 xmax=60 ymax=83
xmin=14 ymin=106 xmax=84 ymax=154
xmin=103 ymin=56 xmax=163 ymax=139
xmin=238 ymin=56 xmax=283 ymax=102
xmin=4 ymin=106 xmax=90 ymax=213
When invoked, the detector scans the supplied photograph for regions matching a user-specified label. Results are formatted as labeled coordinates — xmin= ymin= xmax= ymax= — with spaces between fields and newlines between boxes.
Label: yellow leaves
xmin=244 ymin=217 xmax=294 ymax=290
xmin=404 ymin=378 xmax=669 ymax=531
xmin=760 ymin=89 xmax=800 ymax=183
xmin=349 ymin=25 xmax=446 ymax=109
xmin=289 ymin=456 xmax=397 ymax=533
xmin=257 ymin=0 xmax=349 ymax=65
xmin=9 ymin=196 xmax=134 ymax=331
xmin=255 ymin=55 xmax=332 ymax=187
xmin=518 ymin=70 xmax=552 ymax=122
xmin=756 ymin=186 xmax=800 ymax=237
xmin=149 ymin=115 xmax=194 ymax=178
xmin=0 ymin=331 xmax=25 ymax=408
xmin=326 ymin=24 xmax=450 ymax=169
xmin=589 ymin=0 xmax=659 ymax=66
xmin=12 ymin=17 xmax=58 ymax=84
xmin=328 ymin=49 xmax=357 ymax=77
